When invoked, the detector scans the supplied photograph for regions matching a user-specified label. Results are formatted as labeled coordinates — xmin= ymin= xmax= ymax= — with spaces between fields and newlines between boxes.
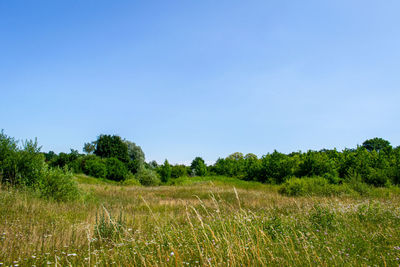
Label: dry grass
xmin=1 ymin=181 xmax=400 ymax=266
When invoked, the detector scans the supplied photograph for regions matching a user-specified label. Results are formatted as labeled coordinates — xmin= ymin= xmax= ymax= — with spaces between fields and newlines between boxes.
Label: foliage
xmin=83 ymin=157 xmax=107 ymax=179
xmin=279 ymin=177 xmax=352 ymax=197
xmin=191 ymin=157 xmax=207 ymax=176
xmin=135 ymin=167 xmax=161 ymax=186
xmin=122 ymin=177 xmax=142 ymax=186
xmin=124 ymin=140 xmax=145 ymax=174
xmin=105 ymin=157 xmax=129 ymax=181
xmin=94 ymin=135 xmax=129 ymax=163
xmin=171 ymin=164 xmax=189 ymax=178
xmin=362 ymin=137 xmax=391 ymax=152
xmin=83 ymin=142 xmax=96 ymax=154
xmin=159 ymin=159 xmax=172 ymax=183
xmin=37 ymin=167 xmax=80 ymax=202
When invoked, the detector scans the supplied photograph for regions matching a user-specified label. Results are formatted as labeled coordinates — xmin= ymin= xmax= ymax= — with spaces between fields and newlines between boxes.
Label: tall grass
xmin=0 ymin=182 xmax=399 ymax=266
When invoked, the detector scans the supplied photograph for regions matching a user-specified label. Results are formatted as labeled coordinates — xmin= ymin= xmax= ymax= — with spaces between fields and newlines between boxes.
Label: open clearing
xmin=1 ymin=177 xmax=400 ymax=266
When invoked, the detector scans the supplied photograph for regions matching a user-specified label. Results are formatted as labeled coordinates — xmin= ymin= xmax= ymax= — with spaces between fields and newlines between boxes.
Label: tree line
xmin=43 ymin=135 xmax=400 ymax=187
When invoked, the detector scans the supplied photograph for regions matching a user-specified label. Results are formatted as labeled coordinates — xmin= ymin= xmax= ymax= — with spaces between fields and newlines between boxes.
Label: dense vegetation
xmin=42 ymin=133 xmax=400 ymax=190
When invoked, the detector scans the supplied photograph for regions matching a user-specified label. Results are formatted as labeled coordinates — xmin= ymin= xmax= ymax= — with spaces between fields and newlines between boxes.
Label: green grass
xmin=1 ymin=177 xmax=400 ymax=266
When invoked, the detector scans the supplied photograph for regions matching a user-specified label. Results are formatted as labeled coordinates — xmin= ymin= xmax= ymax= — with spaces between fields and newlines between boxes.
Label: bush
xmin=123 ymin=177 xmax=142 ymax=186
xmin=279 ymin=177 xmax=307 ymax=196
xmin=135 ymin=168 xmax=160 ymax=186
xmin=364 ymin=168 xmax=390 ymax=187
xmin=105 ymin=157 xmax=129 ymax=181
xmin=279 ymin=177 xmax=351 ymax=197
xmin=84 ymin=158 xmax=107 ymax=178
xmin=37 ymin=167 xmax=80 ymax=202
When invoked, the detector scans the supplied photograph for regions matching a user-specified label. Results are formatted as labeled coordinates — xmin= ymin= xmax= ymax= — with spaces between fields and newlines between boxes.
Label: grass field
xmin=1 ymin=176 xmax=400 ymax=266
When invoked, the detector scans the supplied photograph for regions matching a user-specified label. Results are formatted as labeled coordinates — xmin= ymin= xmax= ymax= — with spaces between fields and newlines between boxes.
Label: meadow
xmin=1 ymin=175 xmax=400 ymax=266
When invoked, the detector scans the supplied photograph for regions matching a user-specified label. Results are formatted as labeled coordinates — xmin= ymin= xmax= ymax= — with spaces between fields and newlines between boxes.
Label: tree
xmin=159 ymin=159 xmax=172 ymax=183
xmin=105 ymin=157 xmax=129 ymax=181
xmin=362 ymin=138 xmax=391 ymax=152
xmin=260 ymin=151 xmax=295 ymax=184
xmin=191 ymin=157 xmax=207 ymax=176
xmin=94 ymin=135 xmax=129 ymax=163
xmin=83 ymin=157 xmax=107 ymax=178
xmin=171 ymin=164 xmax=188 ymax=178
xmin=124 ymin=140 xmax=145 ymax=174
xmin=83 ymin=142 xmax=96 ymax=154
xmin=124 ymin=140 xmax=145 ymax=163
xmin=244 ymin=153 xmax=261 ymax=181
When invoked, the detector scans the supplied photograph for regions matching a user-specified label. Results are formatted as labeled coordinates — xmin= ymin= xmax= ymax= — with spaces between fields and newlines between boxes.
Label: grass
xmin=1 ymin=176 xmax=400 ymax=266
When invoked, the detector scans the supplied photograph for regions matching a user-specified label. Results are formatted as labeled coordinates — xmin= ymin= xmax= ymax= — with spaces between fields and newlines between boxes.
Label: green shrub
xmin=345 ymin=174 xmax=371 ymax=196
xmin=37 ymin=167 xmax=80 ymax=202
xmin=84 ymin=158 xmax=107 ymax=178
xmin=279 ymin=177 xmax=352 ymax=197
xmin=0 ymin=133 xmax=46 ymax=186
xmin=364 ymin=168 xmax=390 ymax=187
xmin=135 ymin=168 xmax=160 ymax=186
xmin=105 ymin=157 xmax=129 ymax=181
xmin=279 ymin=177 xmax=307 ymax=196
xmin=123 ymin=177 xmax=142 ymax=186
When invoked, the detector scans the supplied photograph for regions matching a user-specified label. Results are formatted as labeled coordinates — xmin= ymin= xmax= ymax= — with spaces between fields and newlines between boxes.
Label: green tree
xmin=124 ymin=140 xmax=145 ymax=174
xmin=362 ymin=138 xmax=391 ymax=152
xmin=83 ymin=142 xmax=96 ymax=154
xmin=105 ymin=157 xmax=129 ymax=181
xmin=159 ymin=159 xmax=172 ymax=183
xmin=260 ymin=151 xmax=294 ymax=184
xmin=84 ymin=157 xmax=107 ymax=178
xmin=171 ymin=164 xmax=188 ymax=178
xmin=191 ymin=157 xmax=207 ymax=176
xmin=244 ymin=153 xmax=261 ymax=181
xmin=94 ymin=135 xmax=129 ymax=163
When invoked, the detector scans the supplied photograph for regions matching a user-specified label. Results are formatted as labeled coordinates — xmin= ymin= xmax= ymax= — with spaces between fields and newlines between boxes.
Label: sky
xmin=1 ymin=0 xmax=400 ymax=165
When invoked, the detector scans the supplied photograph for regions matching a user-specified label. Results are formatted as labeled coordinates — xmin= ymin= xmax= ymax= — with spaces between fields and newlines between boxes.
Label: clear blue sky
xmin=1 ymin=0 xmax=399 ymax=164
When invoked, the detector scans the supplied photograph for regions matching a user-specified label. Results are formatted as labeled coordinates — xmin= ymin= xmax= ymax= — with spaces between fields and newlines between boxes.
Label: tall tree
xmin=362 ymin=138 xmax=391 ymax=152
xmin=191 ymin=157 xmax=207 ymax=176
xmin=94 ymin=135 xmax=129 ymax=163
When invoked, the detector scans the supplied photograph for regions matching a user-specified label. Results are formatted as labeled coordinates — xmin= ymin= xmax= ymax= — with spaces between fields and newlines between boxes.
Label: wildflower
xmin=170 ymin=252 xmax=174 ymax=256
xmin=394 ymin=246 xmax=400 ymax=250
xmin=67 ymin=253 xmax=77 ymax=257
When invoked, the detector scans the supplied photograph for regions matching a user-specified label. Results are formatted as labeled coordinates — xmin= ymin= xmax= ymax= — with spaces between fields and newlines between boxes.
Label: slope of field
xmin=1 ymin=177 xmax=400 ymax=266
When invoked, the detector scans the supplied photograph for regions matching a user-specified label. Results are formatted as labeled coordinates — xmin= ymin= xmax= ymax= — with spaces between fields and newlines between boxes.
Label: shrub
xmin=279 ymin=177 xmax=351 ymax=197
xmin=123 ymin=177 xmax=142 ymax=186
xmin=37 ymin=167 xmax=80 ymax=202
xmin=364 ymin=168 xmax=390 ymax=187
xmin=135 ymin=168 xmax=160 ymax=186
xmin=279 ymin=177 xmax=307 ymax=196
xmin=84 ymin=158 xmax=107 ymax=178
xmin=345 ymin=173 xmax=371 ymax=196
xmin=105 ymin=157 xmax=129 ymax=181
